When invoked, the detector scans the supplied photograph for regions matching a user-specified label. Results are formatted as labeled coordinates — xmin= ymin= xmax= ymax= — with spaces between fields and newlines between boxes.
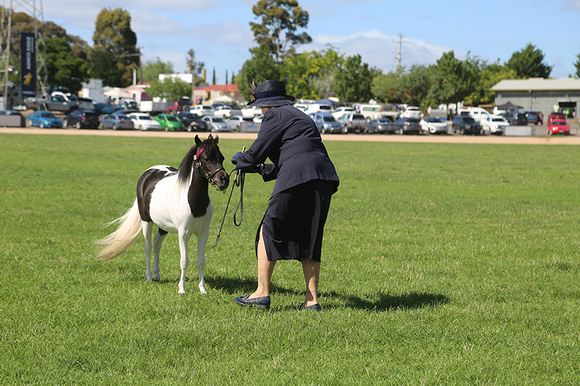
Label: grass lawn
xmin=0 ymin=133 xmax=579 ymax=384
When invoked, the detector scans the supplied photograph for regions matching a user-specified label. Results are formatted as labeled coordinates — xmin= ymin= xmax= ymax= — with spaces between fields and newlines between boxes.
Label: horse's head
xmin=194 ymin=134 xmax=230 ymax=191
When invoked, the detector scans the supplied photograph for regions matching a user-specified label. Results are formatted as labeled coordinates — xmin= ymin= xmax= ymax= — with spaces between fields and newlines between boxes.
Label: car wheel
xmin=63 ymin=119 xmax=68 ymax=127
xmin=98 ymin=122 xmax=104 ymax=129
xmin=27 ymin=120 xmax=33 ymax=127
xmin=139 ymin=125 xmax=144 ymax=131
xmin=40 ymin=122 xmax=45 ymax=128
xmin=112 ymin=124 xmax=117 ymax=130
xmin=75 ymin=122 xmax=81 ymax=130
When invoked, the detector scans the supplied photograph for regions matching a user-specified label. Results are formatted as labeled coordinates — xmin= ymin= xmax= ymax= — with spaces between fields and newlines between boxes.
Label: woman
xmin=232 ymin=80 xmax=340 ymax=311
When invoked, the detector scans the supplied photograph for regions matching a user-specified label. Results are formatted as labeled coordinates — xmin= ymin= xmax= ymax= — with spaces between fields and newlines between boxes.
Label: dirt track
xmin=1 ymin=126 xmax=579 ymax=145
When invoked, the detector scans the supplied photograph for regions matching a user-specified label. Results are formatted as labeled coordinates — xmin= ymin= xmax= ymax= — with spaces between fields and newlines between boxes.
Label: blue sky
xmin=40 ymin=0 xmax=580 ymax=84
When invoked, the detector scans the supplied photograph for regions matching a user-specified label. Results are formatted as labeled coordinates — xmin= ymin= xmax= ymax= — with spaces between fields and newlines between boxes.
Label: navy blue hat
xmin=248 ymin=80 xmax=296 ymax=107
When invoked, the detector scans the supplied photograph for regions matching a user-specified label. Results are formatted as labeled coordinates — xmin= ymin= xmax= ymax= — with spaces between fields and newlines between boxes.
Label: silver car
xmin=201 ymin=115 xmax=232 ymax=132
xmin=308 ymin=113 xmax=343 ymax=134
xmin=100 ymin=114 xmax=135 ymax=130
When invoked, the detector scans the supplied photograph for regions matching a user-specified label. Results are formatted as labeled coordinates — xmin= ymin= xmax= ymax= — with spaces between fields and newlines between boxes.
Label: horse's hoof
xmin=200 ymin=288 xmax=208 ymax=294
xmin=178 ymin=289 xmax=186 ymax=294
xmin=152 ymin=274 xmax=160 ymax=281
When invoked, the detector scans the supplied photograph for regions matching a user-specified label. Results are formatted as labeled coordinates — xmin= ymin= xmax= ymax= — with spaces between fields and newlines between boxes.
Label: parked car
xmin=501 ymin=112 xmax=528 ymax=126
xmin=27 ymin=111 xmax=62 ymax=128
xmin=452 ymin=115 xmax=481 ymax=135
xmin=480 ymin=115 xmax=509 ymax=135
xmin=392 ymin=117 xmax=422 ymax=134
xmin=367 ymin=118 xmax=396 ymax=134
xmin=127 ymin=112 xmax=162 ymax=131
xmin=201 ymin=115 xmax=232 ymax=132
xmin=112 ymin=108 xmax=139 ymax=116
xmin=63 ymin=109 xmax=100 ymax=129
xmin=112 ymin=99 xmax=139 ymax=111
xmin=0 ymin=110 xmax=25 ymax=126
xmin=175 ymin=111 xmax=199 ymax=127
xmin=420 ymin=117 xmax=448 ymax=134
xmin=156 ymin=114 xmax=185 ymax=131
xmin=332 ymin=106 xmax=356 ymax=119
xmin=228 ymin=115 xmax=254 ymax=131
xmin=189 ymin=116 xmax=209 ymax=132
xmin=524 ymin=111 xmax=541 ymax=125
xmin=99 ymin=114 xmax=135 ymax=130
xmin=304 ymin=103 xmax=333 ymax=115
xmin=309 ymin=112 xmax=343 ymax=134
xmin=547 ymin=112 xmax=566 ymax=125
xmin=165 ymin=100 xmax=190 ymax=114
xmin=400 ymin=106 xmax=422 ymax=119
xmin=37 ymin=93 xmax=78 ymax=113
xmin=190 ymin=104 xmax=215 ymax=117
xmin=547 ymin=119 xmax=570 ymax=135
xmin=214 ymin=104 xmax=242 ymax=119
xmin=94 ymin=102 xmax=115 ymax=115
xmin=241 ymin=105 xmax=262 ymax=118
xmin=336 ymin=113 xmax=366 ymax=133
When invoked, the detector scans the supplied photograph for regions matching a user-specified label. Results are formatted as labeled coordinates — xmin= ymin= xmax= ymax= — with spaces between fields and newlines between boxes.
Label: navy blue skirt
xmin=256 ymin=180 xmax=334 ymax=262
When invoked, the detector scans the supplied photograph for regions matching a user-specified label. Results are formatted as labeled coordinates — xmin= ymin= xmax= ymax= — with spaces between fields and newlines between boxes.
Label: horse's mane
xmin=176 ymin=136 xmax=219 ymax=191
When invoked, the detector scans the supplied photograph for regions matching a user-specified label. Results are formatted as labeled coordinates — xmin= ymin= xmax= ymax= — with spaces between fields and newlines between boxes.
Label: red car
xmin=547 ymin=119 xmax=570 ymax=135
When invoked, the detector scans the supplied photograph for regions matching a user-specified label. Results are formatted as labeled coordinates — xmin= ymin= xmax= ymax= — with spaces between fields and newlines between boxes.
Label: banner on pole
xmin=20 ymin=32 xmax=37 ymax=97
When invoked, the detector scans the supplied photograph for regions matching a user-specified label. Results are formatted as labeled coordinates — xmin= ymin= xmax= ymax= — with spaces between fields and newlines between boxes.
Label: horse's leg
xmin=152 ymin=229 xmax=168 ymax=281
xmin=196 ymin=227 xmax=210 ymax=294
xmin=177 ymin=230 xmax=191 ymax=294
xmin=143 ymin=221 xmax=154 ymax=281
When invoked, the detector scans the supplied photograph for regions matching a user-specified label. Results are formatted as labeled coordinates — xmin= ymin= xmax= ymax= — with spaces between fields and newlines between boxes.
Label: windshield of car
xmin=138 ymin=115 xmax=152 ymax=120
xmin=213 ymin=117 xmax=225 ymax=122
xmin=463 ymin=117 xmax=476 ymax=123
xmin=167 ymin=116 xmax=179 ymax=122
xmin=323 ymin=115 xmax=337 ymax=122
xmin=427 ymin=117 xmax=442 ymax=122
xmin=40 ymin=112 xmax=55 ymax=118
xmin=552 ymin=121 xmax=566 ymax=126
xmin=492 ymin=117 xmax=505 ymax=122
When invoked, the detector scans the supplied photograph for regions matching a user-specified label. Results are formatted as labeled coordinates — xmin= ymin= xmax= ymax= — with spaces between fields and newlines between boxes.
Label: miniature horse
xmin=96 ymin=135 xmax=229 ymax=294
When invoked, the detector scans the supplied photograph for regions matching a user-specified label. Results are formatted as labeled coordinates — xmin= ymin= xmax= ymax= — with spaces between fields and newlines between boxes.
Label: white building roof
xmin=491 ymin=78 xmax=580 ymax=92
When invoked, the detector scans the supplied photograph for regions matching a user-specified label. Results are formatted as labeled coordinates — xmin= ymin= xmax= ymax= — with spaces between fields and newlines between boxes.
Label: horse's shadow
xmin=206 ymin=275 xmax=448 ymax=312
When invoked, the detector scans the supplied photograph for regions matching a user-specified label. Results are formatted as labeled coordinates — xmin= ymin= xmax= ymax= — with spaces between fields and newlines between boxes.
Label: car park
xmin=367 ymin=118 xmax=396 ymax=134
xmin=100 ymin=114 xmax=135 ymax=130
xmin=156 ymin=114 xmax=185 ymax=131
xmin=37 ymin=93 xmax=78 ymax=113
xmin=547 ymin=119 xmax=570 ymax=135
xmin=127 ymin=112 xmax=161 ymax=131
xmin=175 ymin=111 xmax=200 ymax=128
xmin=309 ymin=112 xmax=343 ymax=134
xmin=304 ymin=103 xmax=333 ymax=115
xmin=188 ymin=116 xmax=209 ymax=132
xmin=392 ymin=117 xmax=422 ymax=135
xmin=452 ymin=115 xmax=481 ymax=135
xmin=480 ymin=115 xmax=509 ymax=135
xmin=420 ymin=117 xmax=448 ymax=134
xmin=190 ymin=105 xmax=215 ymax=117
xmin=201 ymin=115 xmax=232 ymax=132
xmin=27 ymin=111 xmax=62 ymax=128
xmin=228 ymin=115 xmax=255 ymax=131
xmin=63 ymin=109 xmax=100 ymax=129
xmin=241 ymin=105 xmax=262 ymax=118
xmin=336 ymin=113 xmax=366 ymax=133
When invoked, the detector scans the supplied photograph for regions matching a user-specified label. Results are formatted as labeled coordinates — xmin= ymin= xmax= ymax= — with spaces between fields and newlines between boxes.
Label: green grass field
xmin=1 ymin=133 xmax=579 ymax=384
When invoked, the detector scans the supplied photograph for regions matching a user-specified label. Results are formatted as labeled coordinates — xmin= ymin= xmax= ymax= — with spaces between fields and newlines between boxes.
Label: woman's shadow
xmin=207 ymin=275 xmax=448 ymax=311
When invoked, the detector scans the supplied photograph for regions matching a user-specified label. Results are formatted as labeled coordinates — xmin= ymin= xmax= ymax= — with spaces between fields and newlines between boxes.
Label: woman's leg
xmin=301 ymin=258 xmax=320 ymax=306
xmin=248 ymin=226 xmax=276 ymax=299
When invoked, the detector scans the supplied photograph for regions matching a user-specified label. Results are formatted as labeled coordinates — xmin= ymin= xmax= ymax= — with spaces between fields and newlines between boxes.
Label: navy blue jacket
xmin=236 ymin=105 xmax=339 ymax=197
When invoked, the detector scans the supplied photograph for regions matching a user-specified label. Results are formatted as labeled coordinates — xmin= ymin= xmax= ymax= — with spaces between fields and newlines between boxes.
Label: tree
xmin=464 ymin=61 xmax=517 ymax=106
xmin=235 ymin=46 xmax=280 ymax=101
xmin=142 ymin=59 xmax=174 ymax=83
xmin=186 ymin=49 xmax=205 ymax=87
xmin=428 ymin=51 xmax=474 ymax=106
xmin=91 ymin=8 xmax=140 ymax=86
xmin=506 ymin=43 xmax=552 ymax=79
xmin=250 ymin=0 xmax=312 ymax=63
xmin=574 ymin=53 xmax=580 ymax=78
xmin=45 ymin=37 xmax=89 ymax=94
xmin=333 ymin=54 xmax=372 ymax=102
xmin=281 ymin=46 xmax=343 ymax=100
xmin=146 ymin=77 xmax=192 ymax=101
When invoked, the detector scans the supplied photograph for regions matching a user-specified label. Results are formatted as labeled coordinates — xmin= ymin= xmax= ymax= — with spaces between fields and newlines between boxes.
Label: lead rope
xmin=212 ymin=167 xmax=245 ymax=248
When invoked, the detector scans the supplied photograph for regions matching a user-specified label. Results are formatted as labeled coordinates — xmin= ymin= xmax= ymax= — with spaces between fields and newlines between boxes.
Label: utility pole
xmin=391 ymin=32 xmax=405 ymax=73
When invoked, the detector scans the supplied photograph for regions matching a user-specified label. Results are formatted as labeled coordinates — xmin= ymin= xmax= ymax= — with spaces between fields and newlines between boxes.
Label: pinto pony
xmin=96 ymin=135 xmax=229 ymax=294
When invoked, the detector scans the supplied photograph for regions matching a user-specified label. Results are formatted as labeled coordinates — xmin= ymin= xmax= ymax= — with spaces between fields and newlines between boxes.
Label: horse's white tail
xmin=96 ymin=199 xmax=143 ymax=261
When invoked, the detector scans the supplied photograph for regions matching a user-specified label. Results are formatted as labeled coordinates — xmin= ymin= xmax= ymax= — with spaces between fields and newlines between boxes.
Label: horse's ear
xmin=195 ymin=135 xmax=201 ymax=146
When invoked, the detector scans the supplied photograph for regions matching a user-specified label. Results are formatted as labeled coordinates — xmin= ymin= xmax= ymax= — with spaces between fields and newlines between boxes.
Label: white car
xmin=201 ymin=115 xmax=232 ymax=132
xmin=332 ymin=106 xmax=356 ymax=119
xmin=214 ymin=105 xmax=241 ymax=119
xmin=227 ymin=115 xmax=254 ymax=131
xmin=400 ymin=106 xmax=422 ymax=119
xmin=241 ymin=105 xmax=262 ymax=118
xmin=420 ymin=117 xmax=448 ymax=134
xmin=480 ymin=115 xmax=509 ymax=135
xmin=127 ymin=112 xmax=161 ymax=131
xmin=190 ymin=105 xmax=215 ymax=117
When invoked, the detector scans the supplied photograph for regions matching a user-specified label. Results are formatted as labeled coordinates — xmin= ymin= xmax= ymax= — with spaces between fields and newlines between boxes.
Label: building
xmin=193 ymin=84 xmax=243 ymax=105
xmin=492 ymin=78 xmax=580 ymax=118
